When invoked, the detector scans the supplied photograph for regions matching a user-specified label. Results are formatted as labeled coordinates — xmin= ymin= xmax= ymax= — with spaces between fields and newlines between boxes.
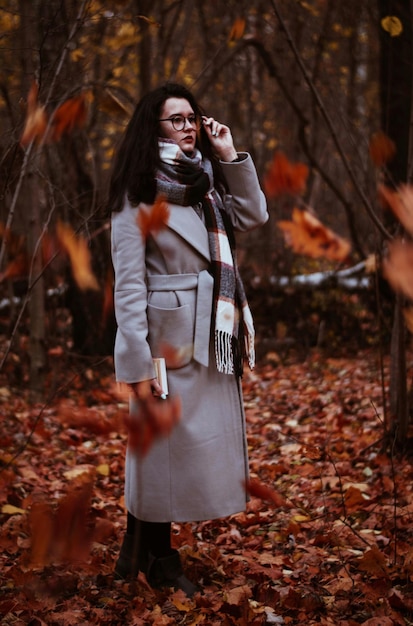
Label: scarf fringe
xmin=215 ymin=330 xmax=234 ymax=375
xmin=215 ymin=328 xmax=255 ymax=374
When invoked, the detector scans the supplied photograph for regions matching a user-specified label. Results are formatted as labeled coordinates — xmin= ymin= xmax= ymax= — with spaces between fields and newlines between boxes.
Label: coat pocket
xmin=147 ymin=302 xmax=193 ymax=369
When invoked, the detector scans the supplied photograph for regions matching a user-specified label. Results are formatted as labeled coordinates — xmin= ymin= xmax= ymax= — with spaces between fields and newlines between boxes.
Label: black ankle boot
xmin=114 ymin=532 xmax=148 ymax=580
xmin=146 ymin=549 xmax=200 ymax=597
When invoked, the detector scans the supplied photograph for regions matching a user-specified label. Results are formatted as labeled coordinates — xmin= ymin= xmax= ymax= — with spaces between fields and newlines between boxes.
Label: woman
xmin=109 ymin=82 xmax=268 ymax=596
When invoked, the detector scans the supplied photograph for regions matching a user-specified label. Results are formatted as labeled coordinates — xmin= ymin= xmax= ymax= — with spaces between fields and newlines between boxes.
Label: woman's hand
xmin=129 ymin=378 xmax=166 ymax=401
xmin=202 ymin=116 xmax=238 ymax=162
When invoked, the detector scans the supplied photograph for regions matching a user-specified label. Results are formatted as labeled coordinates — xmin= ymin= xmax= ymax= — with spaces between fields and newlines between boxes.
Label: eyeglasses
xmin=158 ymin=114 xmax=201 ymax=131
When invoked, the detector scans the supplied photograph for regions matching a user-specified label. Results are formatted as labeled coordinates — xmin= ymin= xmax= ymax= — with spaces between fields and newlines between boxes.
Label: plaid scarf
xmin=157 ymin=139 xmax=255 ymax=375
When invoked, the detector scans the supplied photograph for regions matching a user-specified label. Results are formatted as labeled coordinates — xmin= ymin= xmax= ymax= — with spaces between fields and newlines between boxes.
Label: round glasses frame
xmin=158 ymin=114 xmax=201 ymax=132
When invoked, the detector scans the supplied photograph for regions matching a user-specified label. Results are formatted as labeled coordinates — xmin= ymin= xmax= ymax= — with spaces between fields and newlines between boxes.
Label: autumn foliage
xmin=3 ymin=350 xmax=413 ymax=624
xmin=277 ymin=207 xmax=351 ymax=262
xmin=20 ymin=81 xmax=88 ymax=147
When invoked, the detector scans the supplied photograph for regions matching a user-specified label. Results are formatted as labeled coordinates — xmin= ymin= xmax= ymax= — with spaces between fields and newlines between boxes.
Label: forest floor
xmin=2 ymin=342 xmax=413 ymax=625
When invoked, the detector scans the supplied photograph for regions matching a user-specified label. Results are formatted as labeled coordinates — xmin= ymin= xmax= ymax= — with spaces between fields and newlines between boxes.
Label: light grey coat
xmin=111 ymin=153 xmax=268 ymax=522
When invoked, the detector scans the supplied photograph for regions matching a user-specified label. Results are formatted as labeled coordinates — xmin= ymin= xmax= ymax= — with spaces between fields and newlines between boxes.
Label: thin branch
xmin=269 ymin=0 xmax=391 ymax=241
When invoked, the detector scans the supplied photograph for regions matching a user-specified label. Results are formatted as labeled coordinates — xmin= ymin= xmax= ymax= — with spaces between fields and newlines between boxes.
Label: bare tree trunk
xmin=19 ymin=0 xmax=46 ymax=395
xmin=378 ymin=0 xmax=413 ymax=443
xmin=27 ymin=153 xmax=46 ymax=395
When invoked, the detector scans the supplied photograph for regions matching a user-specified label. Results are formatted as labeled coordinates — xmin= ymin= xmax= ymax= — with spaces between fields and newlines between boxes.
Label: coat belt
xmin=146 ymin=271 xmax=214 ymax=367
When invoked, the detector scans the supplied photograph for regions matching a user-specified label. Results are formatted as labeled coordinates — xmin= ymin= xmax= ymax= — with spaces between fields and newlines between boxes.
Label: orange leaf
xmin=229 ymin=17 xmax=246 ymax=41
xmin=51 ymin=93 xmax=88 ymax=141
xmin=277 ymin=208 xmax=351 ymax=261
xmin=56 ymin=220 xmax=99 ymax=291
xmin=264 ymin=151 xmax=309 ymax=197
xmin=383 ymin=239 xmax=413 ymax=299
xmin=369 ymin=131 xmax=396 ymax=167
xmin=20 ymin=81 xmax=48 ymax=147
xmin=379 ymin=183 xmax=413 ymax=234
xmin=244 ymin=478 xmax=286 ymax=507
xmin=137 ymin=195 xmax=170 ymax=239
xmin=0 ymin=253 xmax=28 ymax=282
xmin=137 ymin=14 xmax=161 ymax=27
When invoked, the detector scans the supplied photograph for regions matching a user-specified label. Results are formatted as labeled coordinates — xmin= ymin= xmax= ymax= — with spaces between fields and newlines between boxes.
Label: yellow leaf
xmin=293 ymin=514 xmax=310 ymax=522
xmin=2 ymin=504 xmax=26 ymax=515
xmin=381 ymin=15 xmax=403 ymax=37
xmin=96 ymin=464 xmax=110 ymax=477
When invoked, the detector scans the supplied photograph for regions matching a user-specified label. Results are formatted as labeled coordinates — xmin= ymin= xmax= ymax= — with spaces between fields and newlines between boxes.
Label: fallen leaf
xmin=2 ymin=504 xmax=26 ymax=515
xmin=225 ymin=584 xmax=252 ymax=605
xmin=344 ymin=485 xmax=367 ymax=508
xmin=96 ymin=464 xmax=110 ymax=476
xmin=357 ymin=545 xmax=389 ymax=578
xmin=277 ymin=208 xmax=351 ymax=261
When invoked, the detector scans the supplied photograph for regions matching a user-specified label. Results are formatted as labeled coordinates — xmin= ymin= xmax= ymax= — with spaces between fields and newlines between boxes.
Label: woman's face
xmin=159 ymin=97 xmax=198 ymax=154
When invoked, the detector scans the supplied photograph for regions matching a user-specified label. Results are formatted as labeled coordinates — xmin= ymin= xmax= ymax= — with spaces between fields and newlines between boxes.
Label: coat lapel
xmin=166 ymin=203 xmax=211 ymax=261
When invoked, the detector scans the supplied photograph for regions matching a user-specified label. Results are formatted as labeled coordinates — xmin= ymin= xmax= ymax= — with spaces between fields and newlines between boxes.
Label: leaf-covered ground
xmin=2 ymin=347 xmax=413 ymax=625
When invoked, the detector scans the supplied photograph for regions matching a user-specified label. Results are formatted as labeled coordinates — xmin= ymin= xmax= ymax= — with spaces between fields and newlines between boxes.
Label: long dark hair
xmin=107 ymin=82 xmax=227 ymax=213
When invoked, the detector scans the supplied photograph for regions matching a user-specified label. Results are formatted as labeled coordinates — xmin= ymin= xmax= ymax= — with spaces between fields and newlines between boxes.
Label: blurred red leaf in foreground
xmin=137 ymin=195 xmax=170 ymax=239
xmin=277 ymin=207 xmax=351 ymax=261
xmin=124 ymin=392 xmax=181 ymax=457
xmin=264 ymin=151 xmax=309 ymax=197
xmin=56 ymin=220 xmax=99 ymax=291
xmin=30 ymin=478 xmax=93 ymax=566
xmin=383 ymin=239 xmax=413 ymax=300
xmin=58 ymin=399 xmax=123 ymax=435
xmin=51 ymin=93 xmax=88 ymax=141
xmin=245 ymin=478 xmax=287 ymax=508
xmin=379 ymin=183 xmax=413 ymax=235
xmin=369 ymin=131 xmax=396 ymax=167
